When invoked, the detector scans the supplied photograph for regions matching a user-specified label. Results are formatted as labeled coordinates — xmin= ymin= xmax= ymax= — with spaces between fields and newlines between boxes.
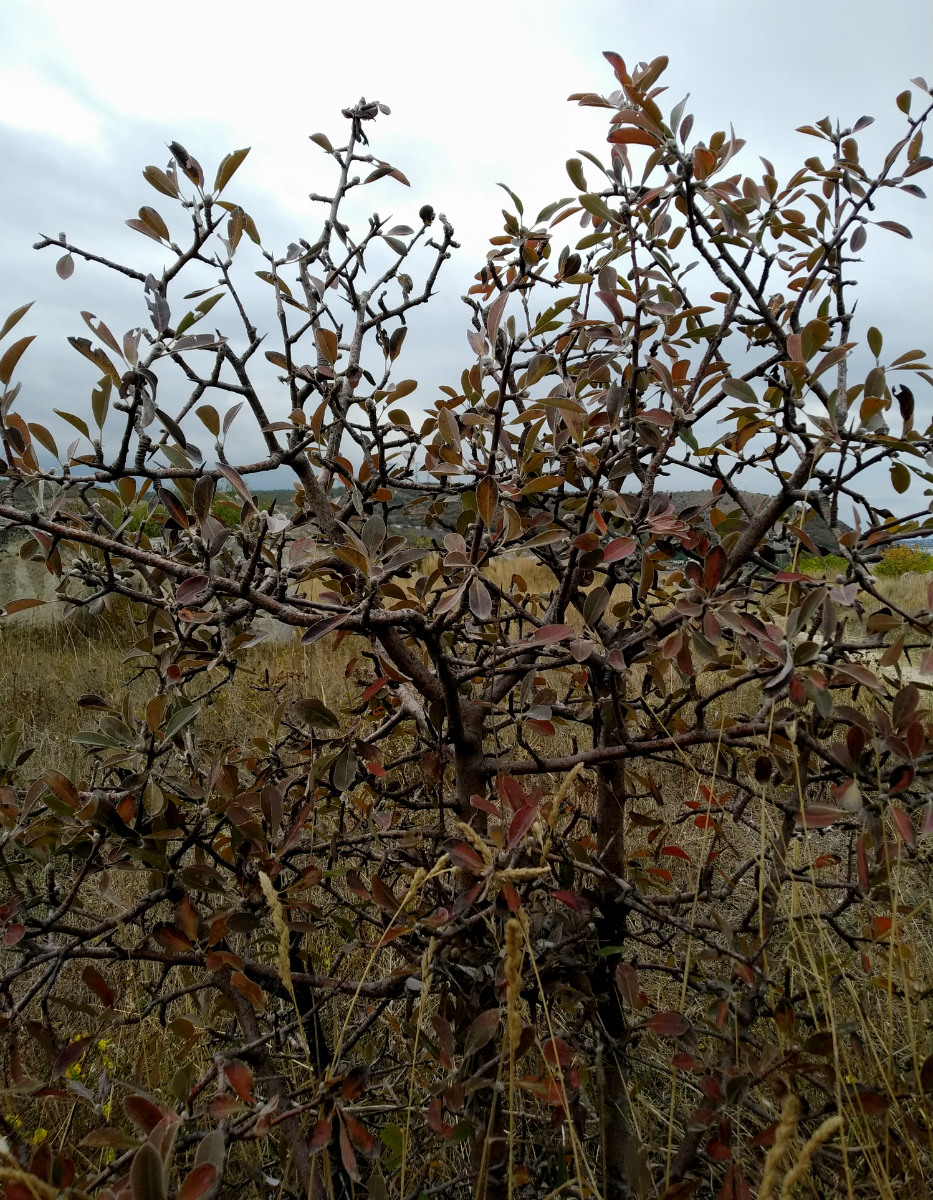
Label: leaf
xmin=164 ymin=704 xmax=199 ymax=741
xmin=214 ymin=148 xmax=250 ymax=193
xmin=476 ymin=476 xmax=499 ymax=526
xmin=53 ymin=1035 xmax=93 ymax=1078
xmin=608 ymin=127 xmax=659 ymax=146
xmin=566 ymin=158 xmax=588 ymax=190
xmin=225 ymin=1060 xmax=254 ymax=1103
xmin=615 ymin=962 xmax=640 ymax=1008
xmin=464 ymin=1009 xmax=501 ymax=1057
xmin=130 ymin=1141 xmax=167 ymax=1200
xmin=721 ymin=378 xmax=756 ymax=403
xmin=3 ymin=597 xmax=45 ymax=615
xmin=0 ymin=301 xmax=34 ymax=342
xmin=177 ymin=1164 xmax=217 ymax=1200
xmin=177 ymin=576 xmax=210 ymax=605
xmin=446 ymin=839 xmax=487 ymax=874
xmin=876 ymin=219 xmax=912 ymax=238
xmin=309 ymin=132 xmax=333 ymax=153
xmin=468 ymin=577 xmax=492 ymax=622
xmin=215 ymin=462 xmax=256 ymax=511
xmin=291 ymin=697 xmax=340 ymax=728
xmin=532 ymin=624 xmax=574 ymax=645
xmin=370 ymin=873 xmax=400 ymax=913
xmin=315 ymin=327 xmax=339 ymax=364
xmin=891 ymin=462 xmax=910 ymax=494
xmin=124 ymin=1095 xmax=169 ymax=1135
xmin=82 ymin=965 xmax=115 ymax=1008
xmin=646 ymin=1011 xmax=691 ymax=1038
xmin=143 ymin=165 xmax=180 ymax=198
xmin=0 ymin=335 xmax=35 ymax=384
xmin=230 ymin=971 xmax=264 ymax=1008
xmin=794 ymin=805 xmax=845 ymax=830
xmin=189 ymin=1132 xmax=224 ymax=1179
xmin=603 ymin=536 xmax=636 ymax=562
xmin=507 ymin=805 xmax=538 ymax=851
xmin=42 ymin=769 xmax=80 ymax=809
xmin=300 ymin=612 xmax=349 ymax=646
xmin=342 ymin=1112 xmax=377 ymax=1160
xmin=339 ymin=1119 xmax=361 ymax=1182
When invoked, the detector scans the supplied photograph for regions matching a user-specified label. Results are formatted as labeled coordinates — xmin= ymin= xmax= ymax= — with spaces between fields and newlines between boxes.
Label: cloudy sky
xmin=1 ymin=0 xmax=931 ymax=502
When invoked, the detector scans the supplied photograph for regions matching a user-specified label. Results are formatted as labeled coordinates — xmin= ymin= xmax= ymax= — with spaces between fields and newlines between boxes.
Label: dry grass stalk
xmin=779 ymin=1114 xmax=843 ymax=1199
xmin=759 ymin=1092 xmax=802 ymax=1198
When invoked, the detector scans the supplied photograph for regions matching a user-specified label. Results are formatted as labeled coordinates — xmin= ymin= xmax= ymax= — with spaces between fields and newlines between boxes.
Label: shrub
xmin=875 ymin=543 xmax=933 ymax=576
xmin=1 ymin=53 xmax=933 ymax=1200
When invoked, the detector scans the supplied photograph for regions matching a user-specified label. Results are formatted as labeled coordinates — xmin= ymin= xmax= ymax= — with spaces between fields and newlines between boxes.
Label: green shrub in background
xmin=799 ymin=547 xmax=933 ymax=577
xmin=798 ymin=552 xmax=847 ymax=574
xmin=875 ymin=544 xmax=933 ymax=577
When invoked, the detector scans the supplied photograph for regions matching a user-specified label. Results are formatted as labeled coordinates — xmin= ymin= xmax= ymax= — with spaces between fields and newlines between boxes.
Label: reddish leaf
xmin=532 ymin=623 xmax=574 ymax=645
xmin=153 ymin=925 xmax=192 ymax=954
xmin=177 ymin=1163 xmax=217 ymax=1200
xmin=660 ymin=844 xmax=691 ymax=861
xmin=225 ymin=1060 xmax=254 ymax=1103
xmin=552 ymin=890 xmax=591 ymax=912
xmin=464 ymin=1009 xmax=501 ymax=1057
xmin=123 ymin=1095 xmax=169 ymax=1135
xmin=615 ymin=962 xmax=640 ymax=1008
xmin=309 ymin=1117 xmax=333 ymax=1153
xmin=52 ymin=1035 xmax=93 ymax=1079
xmin=646 ymin=1011 xmax=691 ymax=1038
xmin=890 ymin=805 xmax=915 ymax=847
xmin=370 ymin=873 xmax=400 ymax=913
xmin=230 ymin=971 xmax=264 ymax=1008
xmin=603 ymin=536 xmax=637 ymax=562
xmin=446 ymin=839 xmax=487 ymax=874
xmin=82 ymin=965 xmax=115 ymax=1008
xmin=794 ymin=805 xmax=845 ymax=830
xmin=341 ymin=1111 xmax=377 ymax=1159
xmin=339 ymin=1117 xmax=361 ymax=1182
xmin=507 ymin=805 xmax=538 ymax=851
xmin=431 ymin=1014 xmax=455 ymax=1068
xmin=542 ymin=1037 xmax=574 ymax=1067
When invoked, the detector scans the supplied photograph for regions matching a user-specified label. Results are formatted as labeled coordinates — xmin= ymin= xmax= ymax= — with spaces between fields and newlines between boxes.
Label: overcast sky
xmin=1 ymin=0 xmax=931 ymax=506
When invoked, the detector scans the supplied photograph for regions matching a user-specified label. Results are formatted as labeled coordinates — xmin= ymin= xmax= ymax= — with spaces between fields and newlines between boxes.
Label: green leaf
xmin=535 ymin=197 xmax=574 ymax=224
xmin=130 ymin=1141 xmax=167 ymax=1200
xmin=497 ymin=182 xmax=523 ymax=215
xmin=891 ymin=462 xmax=910 ymax=493
xmin=721 ymin=377 xmax=756 ymax=404
xmin=163 ymin=704 xmax=200 ymax=741
xmin=579 ymin=194 xmax=617 ymax=225
xmin=566 ymin=158 xmax=588 ymax=190
xmin=867 ymin=326 xmax=883 ymax=359
xmin=214 ymin=147 xmax=250 ymax=194
xmin=55 ymin=409 xmax=91 ymax=439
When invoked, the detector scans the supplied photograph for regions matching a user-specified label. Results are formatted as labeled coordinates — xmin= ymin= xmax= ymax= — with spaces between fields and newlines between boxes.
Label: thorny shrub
xmin=2 ymin=52 xmax=933 ymax=1200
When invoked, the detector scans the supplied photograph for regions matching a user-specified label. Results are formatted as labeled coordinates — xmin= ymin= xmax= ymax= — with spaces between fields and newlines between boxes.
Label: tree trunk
xmin=594 ymin=702 xmax=634 ymax=1200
